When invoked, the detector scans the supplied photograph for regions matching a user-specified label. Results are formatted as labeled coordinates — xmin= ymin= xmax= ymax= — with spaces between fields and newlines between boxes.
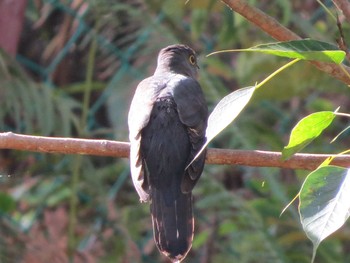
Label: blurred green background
xmin=1 ymin=0 xmax=350 ymax=262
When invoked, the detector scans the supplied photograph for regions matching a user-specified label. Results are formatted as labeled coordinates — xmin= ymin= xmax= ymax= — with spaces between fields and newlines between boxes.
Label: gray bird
xmin=128 ymin=44 xmax=208 ymax=262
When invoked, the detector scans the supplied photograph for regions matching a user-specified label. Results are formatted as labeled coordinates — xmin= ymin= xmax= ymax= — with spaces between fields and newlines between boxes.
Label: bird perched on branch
xmin=128 ymin=44 xmax=208 ymax=262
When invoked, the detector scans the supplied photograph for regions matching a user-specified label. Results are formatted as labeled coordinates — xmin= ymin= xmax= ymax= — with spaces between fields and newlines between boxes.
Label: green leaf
xmin=192 ymin=229 xmax=210 ymax=249
xmin=187 ymin=86 xmax=255 ymax=168
xmin=0 ymin=192 xmax=16 ymax=213
xmin=299 ymin=166 xmax=350 ymax=263
xmin=282 ymin=111 xmax=335 ymax=160
xmin=206 ymin=86 xmax=255 ymax=143
xmin=248 ymin=40 xmax=345 ymax=63
xmin=209 ymin=39 xmax=346 ymax=64
xmin=47 ymin=187 xmax=72 ymax=206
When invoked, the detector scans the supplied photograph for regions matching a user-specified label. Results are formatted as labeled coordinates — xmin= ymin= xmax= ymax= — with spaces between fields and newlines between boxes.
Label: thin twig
xmin=221 ymin=0 xmax=350 ymax=85
xmin=1 ymin=132 xmax=350 ymax=170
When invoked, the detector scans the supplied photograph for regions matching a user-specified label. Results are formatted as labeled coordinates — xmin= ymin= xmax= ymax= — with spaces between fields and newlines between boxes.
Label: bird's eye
xmin=189 ymin=55 xmax=196 ymax=65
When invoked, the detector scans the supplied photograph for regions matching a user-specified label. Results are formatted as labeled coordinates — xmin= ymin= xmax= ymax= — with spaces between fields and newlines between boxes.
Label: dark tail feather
xmin=150 ymin=189 xmax=194 ymax=262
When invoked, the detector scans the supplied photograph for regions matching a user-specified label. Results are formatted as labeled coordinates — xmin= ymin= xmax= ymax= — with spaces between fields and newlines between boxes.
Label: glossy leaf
xmin=248 ymin=40 xmax=345 ymax=63
xmin=187 ymin=86 xmax=255 ymax=168
xmin=282 ymin=111 xmax=335 ymax=160
xmin=209 ymin=39 xmax=346 ymax=64
xmin=299 ymin=166 xmax=350 ymax=262
xmin=206 ymin=86 xmax=255 ymax=144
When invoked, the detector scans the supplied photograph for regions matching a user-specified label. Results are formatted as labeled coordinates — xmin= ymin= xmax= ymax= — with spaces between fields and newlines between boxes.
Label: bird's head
xmin=155 ymin=44 xmax=199 ymax=79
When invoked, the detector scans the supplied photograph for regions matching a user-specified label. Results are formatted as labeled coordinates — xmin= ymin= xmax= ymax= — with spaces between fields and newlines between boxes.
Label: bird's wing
xmin=172 ymin=78 xmax=208 ymax=193
xmin=128 ymin=77 xmax=164 ymax=202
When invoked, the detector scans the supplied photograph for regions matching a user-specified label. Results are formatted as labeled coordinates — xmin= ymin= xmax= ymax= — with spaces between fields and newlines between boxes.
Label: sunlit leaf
xmin=299 ymin=166 xmax=350 ymax=262
xmin=282 ymin=111 xmax=336 ymax=160
xmin=209 ymin=39 xmax=346 ymax=64
xmin=206 ymin=86 xmax=255 ymax=142
xmin=187 ymin=86 xmax=255 ymax=167
xmin=247 ymin=40 xmax=345 ymax=63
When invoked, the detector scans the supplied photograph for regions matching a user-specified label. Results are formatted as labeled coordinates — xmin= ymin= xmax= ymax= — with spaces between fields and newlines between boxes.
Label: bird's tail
xmin=150 ymin=188 xmax=194 ymax=262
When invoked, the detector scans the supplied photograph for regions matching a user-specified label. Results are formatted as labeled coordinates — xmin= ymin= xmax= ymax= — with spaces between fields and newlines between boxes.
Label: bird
xmin=128 ymin=44 xmax=208 ymax=262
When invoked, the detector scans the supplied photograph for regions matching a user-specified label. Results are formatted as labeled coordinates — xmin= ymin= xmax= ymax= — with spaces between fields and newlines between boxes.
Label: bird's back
xmin=141 ymin=96 xmax=194 ymax=261
xmin=128 ymin=44 xmax=207 ymax=262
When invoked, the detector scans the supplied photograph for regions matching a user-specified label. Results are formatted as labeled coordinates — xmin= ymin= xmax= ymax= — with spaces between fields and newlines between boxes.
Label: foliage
xmin=282 ymin=111 xmax=336 ymax=160
xmin=1 ymin=0 xmax=350 ymax=263
xmin=206 ymin=37 xmax=349 ymax=262
xmin=209 ymin=39 xmax=346 ymax=63
xmin=299 ymin=166 xmax=350 ymax=263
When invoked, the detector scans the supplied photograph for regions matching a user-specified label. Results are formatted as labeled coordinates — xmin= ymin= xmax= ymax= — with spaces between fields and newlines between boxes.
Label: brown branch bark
xmin=0 ymin=132 xmax=130 ymax=158
xmin=207 ymin=148 xmax=350 ymax=170
xmin=333 ymin=0 xmax=350 ymax=23
xmin=221 ymin=0 xmax=350 ymax=85
xmin=0 ymin=0 xmax=27 ymax=56
xmin=1 ymin=132 xmax=350 ymax=171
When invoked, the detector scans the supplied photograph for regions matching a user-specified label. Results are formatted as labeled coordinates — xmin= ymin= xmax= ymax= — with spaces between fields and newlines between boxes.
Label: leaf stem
xmin=68 ymin=36 xmax=97 ymax=259
xmin=316 ymin=0 xmax=337 ymax=22
xmin=255 ymin=58 xmax=301 ymax=89
xmin=68 ymin=155 xmax=82 ymax=259
xmin=334 ymin=112 xmax=350 ymax=118
xmin=81 ymin=36 xmax=97 ymax=131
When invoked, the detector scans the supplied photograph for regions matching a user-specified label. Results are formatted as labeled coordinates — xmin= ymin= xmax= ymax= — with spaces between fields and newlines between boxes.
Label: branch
xmin=0 ymin=0 xmax=27 ymax=55
xmin=0 ymin=132 xmax=130 ymax=158
xmin=207 ymin=148 xmax=350 ymax=170
xmin=1 ymin=132 xmax=350 ymax=171
xmin=221 ymin=0 xmax=350 ymax=85
xmin=333 ymin=0 xmax=350 ymax=23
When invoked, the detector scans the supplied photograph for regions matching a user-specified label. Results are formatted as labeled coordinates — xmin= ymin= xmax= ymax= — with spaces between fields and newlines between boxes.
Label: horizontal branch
xmin=207 ymin=148 xmax=350 ymax=170
xmin=221 ymin=0 xmax=350 ymax=85
xmin=0 ymin=132 xmax=130 ymax=158
xmin=1 ymin=132 xmax=350 ymax=170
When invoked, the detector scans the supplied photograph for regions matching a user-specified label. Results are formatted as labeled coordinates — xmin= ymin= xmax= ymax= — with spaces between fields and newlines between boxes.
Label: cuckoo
xmin=128 ymin=44 xmax=208 ymax=262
